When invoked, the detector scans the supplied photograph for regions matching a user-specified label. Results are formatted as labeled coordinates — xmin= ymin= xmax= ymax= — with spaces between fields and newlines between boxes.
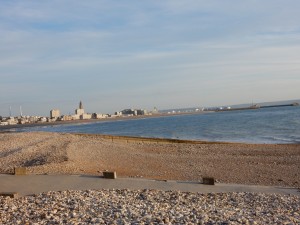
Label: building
xmin=62 ymin=115 xmax=73 ymax=121
xmin=92 ymin=113 xmax=108 ymax=119
xmin=80 ymin=114 xmax=92 ymax=120
xmin=118 ymin=109 xmax=148 ymax=116
xmin=72 ymin=114 xmax=80 ymax=120
xmin=50 ymin=109 xmax=60 ymax=119
xmin=136 ymin=109 xmax=147 ymax=115
xmin=115 ymin=111 xmax=122 ymax=116
xmin=74 ymin=101 xmax=92 ymax=120
xmin=38 ymin=117 xmax=47 ymax=123
xmin=6 ymin=117 xmax=17 ymax=125
xmin=75 ymin=101 xmax=85 ymax=116
xmin=120 ymin=109 xmax=137 ymax=116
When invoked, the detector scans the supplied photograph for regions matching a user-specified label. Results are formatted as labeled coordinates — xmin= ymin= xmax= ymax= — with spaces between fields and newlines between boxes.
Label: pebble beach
xmin=1 ymin=190 xmax=300 ymax=224
xmin=1 ymin=131 xmax=300 ymax=224
xmin=1 ymin=132 xmax=299 ymax=187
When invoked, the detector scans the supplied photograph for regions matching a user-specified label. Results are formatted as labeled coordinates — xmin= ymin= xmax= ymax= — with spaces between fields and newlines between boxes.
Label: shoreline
xmin=2 ymin=107 xmax=299 ymax=145
xmin=0 ymin=111 xmax=209 ymax=131
xmin=1 ymin=112 xmax=299 ymax=145
xmin=72 ymin=132 xmax=300 ymax=145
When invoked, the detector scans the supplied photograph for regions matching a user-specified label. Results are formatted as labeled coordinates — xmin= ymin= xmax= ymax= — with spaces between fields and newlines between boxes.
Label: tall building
xmin=75 ymin=101 xmax=84 ymax=116
xmin=50 ymin=109 xmax=60 ymax=118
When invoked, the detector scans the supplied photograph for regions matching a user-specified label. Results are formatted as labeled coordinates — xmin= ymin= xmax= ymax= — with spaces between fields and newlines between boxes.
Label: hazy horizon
xmin=1 ymin=1 xmax=300 ymax=116
xmin=1 ymin=98 xmax=299 ymax=118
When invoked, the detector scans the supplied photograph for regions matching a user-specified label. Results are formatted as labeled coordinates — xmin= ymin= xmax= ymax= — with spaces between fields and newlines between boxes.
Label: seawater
xmin=17 ymin=106 xmax=300 ymax=144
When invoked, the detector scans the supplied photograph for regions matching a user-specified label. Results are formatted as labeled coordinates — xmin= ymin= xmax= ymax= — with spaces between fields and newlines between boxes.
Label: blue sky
xmin=1 ymin=0 xmax=300 ymax=116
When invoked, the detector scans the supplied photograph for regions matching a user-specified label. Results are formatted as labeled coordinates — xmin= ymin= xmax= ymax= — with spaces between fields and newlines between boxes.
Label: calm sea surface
xmin=16 ymin=106 xmax=300 ymax=144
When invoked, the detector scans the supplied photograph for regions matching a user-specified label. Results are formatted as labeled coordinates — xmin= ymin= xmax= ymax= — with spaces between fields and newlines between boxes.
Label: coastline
xmin=2 ymin=107 xmax=299 ymax=145
xmin=0 ymin=111 xmax=210 ymax=132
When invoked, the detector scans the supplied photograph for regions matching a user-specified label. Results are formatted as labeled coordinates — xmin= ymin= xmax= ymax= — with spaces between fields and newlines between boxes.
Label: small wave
xmin=262 ymin=136 xmax=298 ymax=144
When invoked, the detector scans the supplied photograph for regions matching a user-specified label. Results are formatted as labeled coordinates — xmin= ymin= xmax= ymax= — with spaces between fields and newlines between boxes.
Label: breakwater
xmin=260 ymin=102 xmax=299 ymax=109
xmin=216 ymin=102 xmax=299 ymax=112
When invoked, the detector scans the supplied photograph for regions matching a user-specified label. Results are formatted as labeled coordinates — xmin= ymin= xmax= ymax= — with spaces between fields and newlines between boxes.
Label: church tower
xmin=79 ymin=101 xmax=83 ymax=109
xmin=76 ymin=101 xmax=85 ymax=116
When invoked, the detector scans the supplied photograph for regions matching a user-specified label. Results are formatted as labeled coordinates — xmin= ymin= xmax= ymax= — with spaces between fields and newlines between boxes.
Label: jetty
xmin=260 ymin=102 xmax=299 ymax=109
xmin=215 ymin=102 xmax=299 ymax=112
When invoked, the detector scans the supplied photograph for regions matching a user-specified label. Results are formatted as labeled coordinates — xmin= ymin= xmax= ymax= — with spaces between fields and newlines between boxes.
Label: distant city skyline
xmin=1 ymin=1 xmax=300 ymax=116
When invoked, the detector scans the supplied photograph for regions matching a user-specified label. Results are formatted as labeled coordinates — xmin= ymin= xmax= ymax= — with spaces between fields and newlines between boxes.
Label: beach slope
xmin=0 ymin=132 xmax=299 ymax=187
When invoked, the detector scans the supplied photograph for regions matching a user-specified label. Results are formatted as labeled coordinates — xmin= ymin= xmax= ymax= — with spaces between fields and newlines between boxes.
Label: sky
xmin=0 ymin=0 xmax=300 ymax=116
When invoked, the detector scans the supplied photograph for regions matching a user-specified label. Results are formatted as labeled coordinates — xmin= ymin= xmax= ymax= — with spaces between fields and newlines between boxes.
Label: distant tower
xmin=20 ymin=106 xmax=23 ymax=117
xmin=76 ymin=101 xmax=85 ymax=116
xmin=50 ymin=109 xmax=60 ymax=119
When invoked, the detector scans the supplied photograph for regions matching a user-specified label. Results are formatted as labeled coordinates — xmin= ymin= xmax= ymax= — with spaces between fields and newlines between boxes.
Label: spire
xmin=79 ymin=101 xmax=83 ymax=109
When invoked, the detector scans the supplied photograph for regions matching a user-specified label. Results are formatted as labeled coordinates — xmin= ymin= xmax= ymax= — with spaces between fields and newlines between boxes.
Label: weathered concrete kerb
xmin=0 ymin=174 xmax=299 ymax=197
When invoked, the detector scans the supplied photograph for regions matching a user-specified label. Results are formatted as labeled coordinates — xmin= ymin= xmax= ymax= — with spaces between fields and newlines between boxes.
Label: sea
xmin=13 ymin=106 xmax=300 ymax=144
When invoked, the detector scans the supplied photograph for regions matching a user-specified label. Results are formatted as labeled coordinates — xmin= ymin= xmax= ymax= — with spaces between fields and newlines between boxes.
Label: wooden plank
xmin=14 ymin=167 xmax=27 ymax=175
xmin=0 ymin=192 xmax=18 ymax=198
xmin=103 ymin=171 xmax=117 ymax=179
xmin=203 ymin=177 xmax=215 ymax=185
